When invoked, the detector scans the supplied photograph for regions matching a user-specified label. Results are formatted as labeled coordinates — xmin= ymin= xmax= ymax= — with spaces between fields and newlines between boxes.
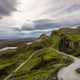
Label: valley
xmin=0 ymin=28 xmax=80 ymax=80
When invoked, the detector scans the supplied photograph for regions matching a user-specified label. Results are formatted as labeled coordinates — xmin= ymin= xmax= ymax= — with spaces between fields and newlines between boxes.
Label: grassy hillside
xmin=8 ymin=48 xmax=73 ymax=80
xmin=0 ymin=27 xmax=80 ymax=80
xmin=59 ymin=28 xmax=80 ymax=57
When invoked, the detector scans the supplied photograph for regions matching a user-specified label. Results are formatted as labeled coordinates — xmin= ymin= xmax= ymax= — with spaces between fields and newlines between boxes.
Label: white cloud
xmin=0 ymin=0 xmax=80 ymax=27
xmin=0 ymin=0 xmax=80 ymax=39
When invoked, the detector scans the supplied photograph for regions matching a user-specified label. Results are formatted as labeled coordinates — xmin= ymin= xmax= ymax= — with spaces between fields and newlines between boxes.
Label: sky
xmin=0 ymin=0 xmax=80 ymax=39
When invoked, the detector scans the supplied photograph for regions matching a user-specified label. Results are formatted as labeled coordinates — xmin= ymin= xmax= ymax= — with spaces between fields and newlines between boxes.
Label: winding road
xmin=3 ymin=48 xmax=80 ymax=80
xmin=49 ymin=48 xmax=80 ymax=80
xmin=58 ymin=56 xmax=80 ymax=80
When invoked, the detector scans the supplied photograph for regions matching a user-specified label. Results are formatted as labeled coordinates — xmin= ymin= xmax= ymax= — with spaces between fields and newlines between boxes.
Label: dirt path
xmin=58 ymin=53 xmax=80 ymax=80
xmin=3 ymin=49 xmax=44 ymax=80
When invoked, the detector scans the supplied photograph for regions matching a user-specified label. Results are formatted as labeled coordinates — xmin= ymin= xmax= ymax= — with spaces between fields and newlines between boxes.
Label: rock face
xmin=50 ymin=28 xmax=80 ymax=57
xmin=58 ymin=35 xmax=80 ymax=56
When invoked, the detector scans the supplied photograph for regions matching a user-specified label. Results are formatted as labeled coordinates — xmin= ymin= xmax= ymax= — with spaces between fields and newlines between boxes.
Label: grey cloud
xmin=65 ymin=4 xmax=80 ymax=13
xmin=0 ymin=0 xmax=17 ymax=18
xmin=55 ymin=3 xmax=80 ymax=16
xmin=21 ymin=19 xmax=59 ymax=31
xmin=21 ymin=19 xmax=80 ymax=31
xmin=0 ymin=17 xmax=80 ymax=39
xmin=0 ymin=26 xmax=51 ymax=39
xmin=0 ymin=0 xmax=80 ymax=39
xmin=41 ymin=0 xmax=80 ymax=17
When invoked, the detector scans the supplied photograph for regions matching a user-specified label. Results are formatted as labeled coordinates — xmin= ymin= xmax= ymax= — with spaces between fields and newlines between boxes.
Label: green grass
xmin=9 ymin=48 xmax=73 ymax=80
xmin=0 ymin=45 xmax=35 ymax=79
xmin=0 ymin=28 xmax=79 ymax=80
xmin=66 ymin=34 xmax=80 ymax=41
xmin=0 ymin=63 xmax=12 ymax=69
xmin=50 ymin=34 xmax=60 ymax=49
xmin=55 ymin=28 xmax=80 ymax=35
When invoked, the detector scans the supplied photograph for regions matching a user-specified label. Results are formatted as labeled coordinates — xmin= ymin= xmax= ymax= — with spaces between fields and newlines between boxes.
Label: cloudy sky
xmin=0 ymin=0 xmax=80 ymax=39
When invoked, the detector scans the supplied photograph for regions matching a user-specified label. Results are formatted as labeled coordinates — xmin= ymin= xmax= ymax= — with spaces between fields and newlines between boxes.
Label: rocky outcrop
xmin=58 ymin=35 xmax=80 ymax=57
xmin=49 ymin=28 xmax=80 ymax=57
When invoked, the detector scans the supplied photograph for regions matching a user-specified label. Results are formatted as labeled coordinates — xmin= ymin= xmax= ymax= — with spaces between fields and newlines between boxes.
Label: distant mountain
xmin=39 ymin=34 xmax=48 ymax=39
